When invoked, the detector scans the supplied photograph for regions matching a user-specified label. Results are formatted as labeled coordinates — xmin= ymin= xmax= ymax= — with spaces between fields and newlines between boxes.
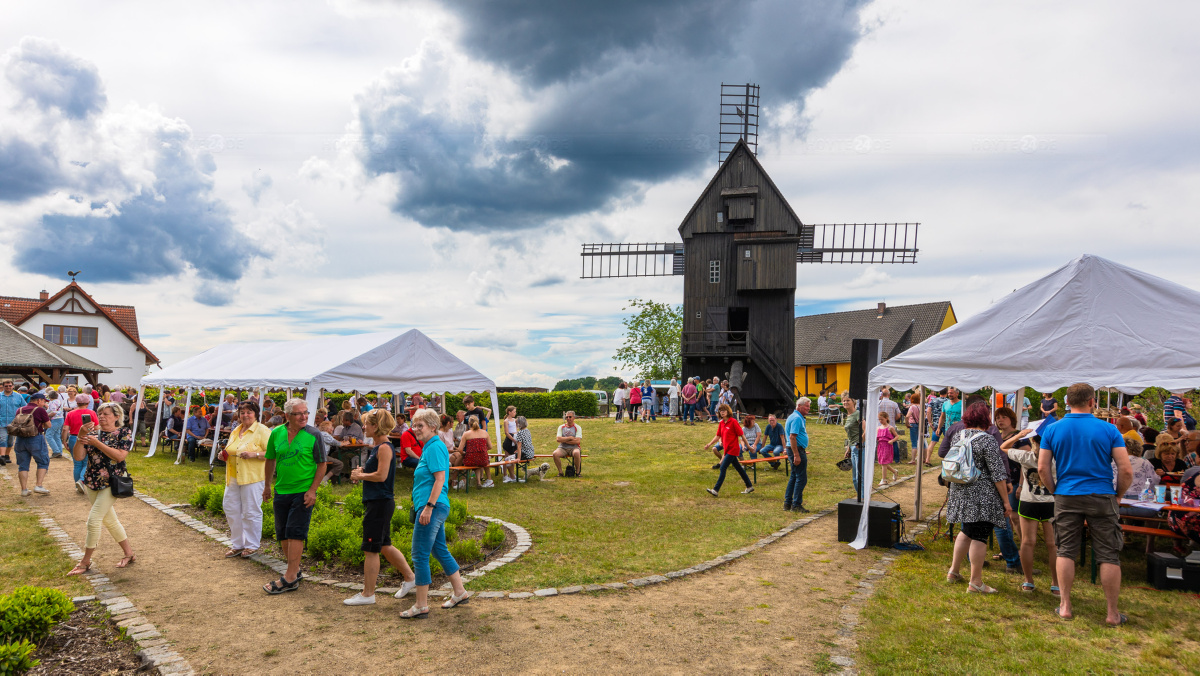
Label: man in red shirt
xmin=64 ymin=395 xmax=98 ymax=494
xmin=703 ymin=404 xmax=754 ymax=497
xmin=14 ymin=392 xmax=52 ymax=497
xmin=397 ymin=422 xmax=422 ymax=469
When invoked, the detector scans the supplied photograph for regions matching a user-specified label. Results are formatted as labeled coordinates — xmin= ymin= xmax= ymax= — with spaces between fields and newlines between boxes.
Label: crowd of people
xmin=612 ymin=377 xmax=739 ymax=425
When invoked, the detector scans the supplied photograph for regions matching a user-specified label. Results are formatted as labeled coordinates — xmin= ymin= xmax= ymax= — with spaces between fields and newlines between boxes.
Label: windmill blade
xmin=580 ymin=242 xmax=684 ymax=278
xmin=798 ymin=223 xmax=920 ymax=264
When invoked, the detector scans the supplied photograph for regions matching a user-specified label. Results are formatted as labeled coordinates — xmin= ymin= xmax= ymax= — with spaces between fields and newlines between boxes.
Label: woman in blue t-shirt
xmin=344 ymin=409 xmax=416 ymax=607
xmin=401 ymin=409 xmax=470 ymax=618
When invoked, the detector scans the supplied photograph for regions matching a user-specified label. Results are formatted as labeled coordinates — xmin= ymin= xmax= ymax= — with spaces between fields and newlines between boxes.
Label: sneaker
xmin=482 ymin=480 xmax=495 ymax=488
xmin=33 ymin=486 xmax=49 ymax=495
xmin=783 ymin=503 xmax=792 ymax=511
xmin=343 ymin=592 xmax=376 ymax=606
xmin=51 ymin=453 xmax=63 ymax=459
xmin=502 ymin=476 xmax=515 ymax=483
xmin=394 ymin=579 xmax=416 ymax=599
xmin=878 ymin=479 xmax=886 ymax=486
xmin=20 ymin=489 xmax=30 ymax=497
xmin=740 ymin=487 xmax=755 ymax=494
xmin=706 ymin=488 xmax=719 ymax=498
xmin=711 ymin=464 xmax=721 ymax=470
xmin=793 ymin=506 xmax=810 ymax=513
xmin=75 ymin=481 xmax=85 ymax=495
xmin=456 ymin=480 xmax=466 ymax=490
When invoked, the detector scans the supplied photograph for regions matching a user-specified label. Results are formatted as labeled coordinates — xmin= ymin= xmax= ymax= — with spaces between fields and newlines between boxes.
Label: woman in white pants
xmin=67 ymin=403 xmax=136 ymax=574
xmin=219 ymin=401 xmax=272 ymax=558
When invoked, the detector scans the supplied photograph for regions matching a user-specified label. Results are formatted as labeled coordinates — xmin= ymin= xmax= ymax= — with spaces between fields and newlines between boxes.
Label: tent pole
xmin=209 ymin=388 xmax=226 ymax=469
xmin=130 ymin=385 xmax=145 ymax=449
xmin=286 ymin=388 xmax=292 ymax=406
xmin=304 ymin=386 xmax=321 ymax=427
xmin=176 ymin=387 xmax=192 ymax=463
xmin=146 ymin=388 xmax=164 ymax=457
xmin=258 ymin=388 xmax=266 ymax=422
xmin=914 ymin=385 xmax=924 ymax=521
xmin=489 ymin=388 xmax=503 ymax=451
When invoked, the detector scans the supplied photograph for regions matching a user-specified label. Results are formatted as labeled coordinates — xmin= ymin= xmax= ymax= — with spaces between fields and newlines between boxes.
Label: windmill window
xmin=709 ymin=260 xmax=720 ymax=283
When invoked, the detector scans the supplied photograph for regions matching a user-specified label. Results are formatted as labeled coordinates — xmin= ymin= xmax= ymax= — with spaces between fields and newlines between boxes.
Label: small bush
xmin=391 ymin=504 xmax=411 ymax=533
xmin=0 ymin=586 xmax=74 ymax=644
xmin=448 ymin=538 xmax=482 ymax=563
xmin=205 ymin=486 xmax=226 ymax=517
xmin=443 ymin=522 xmax=457 ymax=543
xmin=482 ymin=522 xmax=505 ymax=549
xmin=392 ymin=536 xmax=413 ymax=568
xmin=447 ymin=498 xmax=469 ymax=527
xmin=0 ymin=639 xmax=39 ymax=675
xmin=315 ymin=483 xmax=335 ymax=508
xmin=307 ymin=518 xmax=354 ymax=562
xmin=343 ymin=487 xmax=364 ymax=519
xmin=337 ymin=537 xmax=365 ymax=567
xmin=189 ymin=484 xmax=209 ymax=509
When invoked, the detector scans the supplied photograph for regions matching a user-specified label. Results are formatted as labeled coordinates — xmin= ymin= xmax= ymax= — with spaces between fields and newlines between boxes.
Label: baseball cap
xmin=27 ymin=392 xmax=47 ymax=401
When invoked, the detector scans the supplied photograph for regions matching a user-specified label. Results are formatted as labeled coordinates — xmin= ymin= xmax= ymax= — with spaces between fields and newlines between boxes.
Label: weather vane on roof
xmin=68 ymin=270 xmax=81 ymax=282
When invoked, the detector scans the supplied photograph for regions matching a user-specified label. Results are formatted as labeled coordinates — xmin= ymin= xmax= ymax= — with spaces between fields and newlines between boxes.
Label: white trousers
xmin=223 ymin=480 xmax=264 ymax=550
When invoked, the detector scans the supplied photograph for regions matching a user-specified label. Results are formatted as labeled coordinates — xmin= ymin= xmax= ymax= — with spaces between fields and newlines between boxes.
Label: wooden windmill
xmin=582 ymin=83 xmax=920 ymax=415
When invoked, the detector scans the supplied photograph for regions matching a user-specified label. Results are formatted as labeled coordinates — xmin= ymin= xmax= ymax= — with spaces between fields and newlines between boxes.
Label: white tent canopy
xmin=852 ymin=254 xmax=1200 ymax=548
xmin=137 ymin=329 xmax=501 ymax=458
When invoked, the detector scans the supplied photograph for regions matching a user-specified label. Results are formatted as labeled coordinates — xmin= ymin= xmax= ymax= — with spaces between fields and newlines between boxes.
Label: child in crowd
xmin=876 ymin=411 xmax=899 ymax=485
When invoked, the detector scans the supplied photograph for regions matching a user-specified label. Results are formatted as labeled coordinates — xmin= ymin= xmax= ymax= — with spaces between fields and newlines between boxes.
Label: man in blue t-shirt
xmin=1039 ymin=383 xmax=1132 ymax=627
xmin=784 ymin=398 xmax=811 ymax=513
xmin=0 ymin=379 xmax=29 ymax=466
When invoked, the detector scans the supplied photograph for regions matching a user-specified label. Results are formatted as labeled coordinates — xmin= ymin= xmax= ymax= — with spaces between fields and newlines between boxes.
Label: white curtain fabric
xmin=851 ymin=254 xmax=1200 ymax=548
xmin=209 ymin=388 xmax=226 ymax=466
xmin=146 ymin=392 xmax=164 ymax=457
xmin=176 ymin=388 xmax=192 ymax=461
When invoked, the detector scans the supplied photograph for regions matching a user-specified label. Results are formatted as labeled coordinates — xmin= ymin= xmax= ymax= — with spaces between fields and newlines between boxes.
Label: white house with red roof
xmin=0 ymin=282 xmax=158 ymax=387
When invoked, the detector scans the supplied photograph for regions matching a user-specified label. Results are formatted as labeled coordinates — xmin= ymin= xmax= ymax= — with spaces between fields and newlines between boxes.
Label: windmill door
xmin=705 ymin=307 xmax=727 ymax=350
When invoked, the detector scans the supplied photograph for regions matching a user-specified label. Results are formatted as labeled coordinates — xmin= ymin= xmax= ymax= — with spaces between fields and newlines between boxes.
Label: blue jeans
xmin=47 ymin=418 xmax=64 ymax=455
xmin=849 ymin=444 xmax=863 ymax=498
xmin=784 ymin=446 xmax=808 ymax=507
xmin=67 ymin=435 xmax=87 ymax=482
xmin=713 ymin=453 xmax=751 ymax=491
xmin=412 ymin=502 xmax=460 ymax=586
xmin=993 ymin=489 xmax=1020 ymax=568
xmin=683 ymin=403 xmax=695 ymax=422
xmin=908 ymin=424 xmax=919 ymax=457
xmin=15 ymin=436 xmax=49 ymax=471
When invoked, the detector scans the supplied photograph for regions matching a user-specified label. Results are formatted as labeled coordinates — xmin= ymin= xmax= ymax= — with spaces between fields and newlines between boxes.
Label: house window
xmin=43 ymin=325 xmax=97 ymax=347
xmin=709 ymin=260 xmax=720 ymax=283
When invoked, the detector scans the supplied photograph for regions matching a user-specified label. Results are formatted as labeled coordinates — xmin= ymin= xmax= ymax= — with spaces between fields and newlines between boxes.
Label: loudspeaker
xmin=848 ymin=338 xmax=883 ymax=400
xmin=837 ymin=499 xmax=900 ymax=548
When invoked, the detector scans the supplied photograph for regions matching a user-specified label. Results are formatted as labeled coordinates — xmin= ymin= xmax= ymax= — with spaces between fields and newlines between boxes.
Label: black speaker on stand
xmin=846 ymin=338 xmax=882 ymax=505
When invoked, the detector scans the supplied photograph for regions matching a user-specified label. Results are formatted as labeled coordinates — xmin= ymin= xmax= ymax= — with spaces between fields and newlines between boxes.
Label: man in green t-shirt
xmin=262 ymin=398 xmax=327 ymax=594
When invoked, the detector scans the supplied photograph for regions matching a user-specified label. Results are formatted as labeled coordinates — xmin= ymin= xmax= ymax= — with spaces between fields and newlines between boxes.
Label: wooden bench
xmin=450 ymin=459 xmax=526 ymax=492
xmin=738 ymin=456 xmax=788 ymax=484
xmin=1121 ymin=523 xmax=1187 ymax=554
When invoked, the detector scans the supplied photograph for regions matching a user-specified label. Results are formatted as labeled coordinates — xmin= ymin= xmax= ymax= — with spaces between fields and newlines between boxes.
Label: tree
xmin=612 ymin=298 xmax=682 ymax=380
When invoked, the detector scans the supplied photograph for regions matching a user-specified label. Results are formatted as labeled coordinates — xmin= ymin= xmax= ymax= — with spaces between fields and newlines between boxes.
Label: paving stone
xmin=117 ymin=616 xmax=148 ymax=628
xmin=428 ymin=590 xmax=449 ymax=597
xmin=130 ymin=629 xmax=162 ymax=640
xmin=101 ymin=596 xmax=130 ymax=606
xmin=157 ymin=663 xmax=195 ymax=675
xmin=137 ymin=638 xmax=170 ymax=648
xmin=477 ymin=591 xmax=506 ymax=599
xmin=627 ymin=578 xmax=649 ymax=587
xmin=71 ymin=595 xmax=97 ymax=604
xmin=508 ymin=592 xmax=533 ymax=599
xmin=376 ymin=587 xmax=399 ymax=594
xmin=584 ymin=584 xmax=606 ymax=592
xmin=831 ymin=656 xmax=854 ymax=667
xmin=127 ymin=624 xmax=156 ymax=635
xmin=347 ymin=583 xmax=364 ymax=591
xmin=333 ymin=582 xmax=356 ymax=589
xmin=664 ymin=571 xmax=686 ymax=579
xmin=111 ymin=610 xmax=142 ymax=622
xmin=319 ymin=579 xmax=338 ymax=585
xmin=867 ymin=569 xmax=885 ymax=576
xmin=558 ymin=585 xmax=584 ymax=594
xmin=646 ymin=575 xmax=668 ymax=584
xmin=97 ymin=590 xmax=125 ymax=601
xmin=533 ymin=588 xmax=558 ymax=597
xmin=106 ymin=603 xmax=135 ymax=614
xmin=94 ymin=585 xmax=117 ymax=593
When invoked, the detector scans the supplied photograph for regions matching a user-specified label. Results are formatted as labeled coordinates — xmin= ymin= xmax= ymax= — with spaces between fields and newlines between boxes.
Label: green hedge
xmin=443 ymin=391 xmax=597 ymax=418
xmin=0 ymin=587 xmax=73 ymax=645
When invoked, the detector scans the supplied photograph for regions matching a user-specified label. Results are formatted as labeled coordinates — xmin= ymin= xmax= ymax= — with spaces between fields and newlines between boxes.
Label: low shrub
xmin=482 ymin=522 xmax=505 ymax=549
xmin=447 ymin=498 xmax=469 ymax=527
xmin=391 ymin=503 xmax=411 ymax=533
xmin=0 ymin=586 xmax=74 ymax=644
xmin=448 ymin=538 xmax=482 ymax=564
xmin=261 ymin=508 xmax=275 ymax=541
xmin=205 ymin=486 xmax=225 ymax=517
xmin=337 ymin=537 xmax=365 ymax=567
xmin=342 ymin=486 xmax=364 ymax=519
xmin=443 ymin=522 xmax=457 ymax=543
xmin=307 ymin=517 xmax=355 ymax=562
xmin=315 ymin=483 xmax=335 ymax=508
xmin=189 ymin=484 xmax=209 ymax=509
xmin=0 ymin=639 xmax=39 ymax=675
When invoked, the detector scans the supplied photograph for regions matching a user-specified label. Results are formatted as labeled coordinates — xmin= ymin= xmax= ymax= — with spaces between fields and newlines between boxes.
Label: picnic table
xmin=328 ymin=440 xmax=370 ymax=480
xmin=1117 ymin=498 xmax=1195 ymax=560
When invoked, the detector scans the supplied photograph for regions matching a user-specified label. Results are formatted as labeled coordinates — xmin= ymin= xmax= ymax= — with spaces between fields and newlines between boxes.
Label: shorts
xmin=15 ymin=436 xmax=49 ymax=471
xmin=273 ymin=492 xmax=315 ymax=542
xmin=1053 ymin=493 xmax=1121 ymax=565
xmin=959 ymin=520 xmax=993 ymax=543
xmin=361 ymin=499 xmax=394 ymax=553
xmin=556 ymin=445 xmax=580 ymax=456
xmin=1017 ymin=500 xmax=1054 ymax=522
xmin=0 ymin=428 xmax=8 ymax=448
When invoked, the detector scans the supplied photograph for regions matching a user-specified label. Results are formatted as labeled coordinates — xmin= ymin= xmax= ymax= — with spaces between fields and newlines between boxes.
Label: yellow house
xmin=794 ymin=301 xmax=956 ymax=396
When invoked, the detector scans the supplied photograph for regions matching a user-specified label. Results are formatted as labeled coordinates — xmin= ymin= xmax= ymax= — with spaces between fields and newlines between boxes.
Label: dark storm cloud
xmin=0 ymin=138 xmax=59 ymax=202
xmin=4 ymin=37 xmax=106 ymax=119
xmin=357 ymin=0 xmax=870 ymax=231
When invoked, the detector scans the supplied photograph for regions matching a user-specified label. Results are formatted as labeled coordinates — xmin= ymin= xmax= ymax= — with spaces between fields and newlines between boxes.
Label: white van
xmin=585 ymin=390 xmax=609 ymax=416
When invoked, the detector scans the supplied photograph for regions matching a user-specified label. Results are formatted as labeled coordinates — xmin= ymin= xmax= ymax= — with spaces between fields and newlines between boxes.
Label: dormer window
xmin=719 ymin=186 xmax=758 ymax=228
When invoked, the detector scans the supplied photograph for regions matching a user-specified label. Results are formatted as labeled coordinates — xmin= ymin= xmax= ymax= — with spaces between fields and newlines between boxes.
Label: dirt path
xmin=23 ymin=455 xmax=943 ymax=675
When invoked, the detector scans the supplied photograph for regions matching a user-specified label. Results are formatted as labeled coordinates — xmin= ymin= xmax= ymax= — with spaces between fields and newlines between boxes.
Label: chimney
xmin=39 ymin=290 xmax=48 ymax=301
xmin=876 ymin=302 xmax=886 ymax=319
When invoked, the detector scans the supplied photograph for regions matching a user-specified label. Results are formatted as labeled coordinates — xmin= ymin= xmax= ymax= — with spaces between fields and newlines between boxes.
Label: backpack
xmin=6 ymin=411 xmax=38 ymax=438
xmin=941 ymin=429 xmax=984 ymax=484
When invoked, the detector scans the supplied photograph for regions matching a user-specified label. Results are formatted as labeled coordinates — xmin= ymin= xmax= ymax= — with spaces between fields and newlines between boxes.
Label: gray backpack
xmin=941 ymin=429 xmax=984 ymax=484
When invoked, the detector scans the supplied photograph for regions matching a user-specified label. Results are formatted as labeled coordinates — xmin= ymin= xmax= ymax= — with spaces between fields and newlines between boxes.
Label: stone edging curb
xmin=0 ymin=469 xmax=196 ymax=676
xmin=132 ymin=491 xmax=532 ymax=599
xmin=828 ymin=471 xmax=938 ymax=676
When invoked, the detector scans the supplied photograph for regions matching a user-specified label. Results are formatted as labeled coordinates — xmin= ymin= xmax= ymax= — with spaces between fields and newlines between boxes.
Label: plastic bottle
xmin=1139 ymin=478 xmax=1153 ymax=503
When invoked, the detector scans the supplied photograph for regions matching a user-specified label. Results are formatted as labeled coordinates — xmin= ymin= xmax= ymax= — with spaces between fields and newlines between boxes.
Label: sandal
xmin=945 ymin=572 xmax=964 ymax=583
xmin=1106 ymin=612 xmax=1129 ymax=627
xmin=967 ymin=582 xmax=998 ymax=594
xmin=225 ymin=548 xmax=243 ymax=558
xmin=399 ymin=605 xmax=429 ymax=619
xmin=1053 ymin=607 xmax=1073 ymax=620
xmin=1050 ymin=585 xmax=1061 ymax=597
xmin=240 ymin=548 xmax=258 ymax=558
xmin=67 ymin=562 xmax=92 ymax=576
xmin=116 ymin=555 xmax=137 ymax=568
xmin=442 ymin=591 xmax=472 ymax=609
xmin=1020 ymin=582 xmax=1035 ymax=592
xmin=263 ymin=576 xmax=300 ymax=595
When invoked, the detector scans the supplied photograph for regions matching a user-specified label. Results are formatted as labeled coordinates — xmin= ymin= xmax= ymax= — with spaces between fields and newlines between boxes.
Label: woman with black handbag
xmin=67 ymin=402 xmax=136 ymax=575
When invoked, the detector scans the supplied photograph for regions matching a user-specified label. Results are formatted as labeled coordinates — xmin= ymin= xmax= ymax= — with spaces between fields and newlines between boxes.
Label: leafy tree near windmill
xmin=612 ymin=298 xmax=682 ymax=380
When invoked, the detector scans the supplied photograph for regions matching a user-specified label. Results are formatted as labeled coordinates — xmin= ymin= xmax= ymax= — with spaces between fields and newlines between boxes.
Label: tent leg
xmin=914 ymin=385 xmax=924 ymax=522
xmin=259 ymin=388 xmax=266 ymax=422
xmin=130 ymin=385 xmax=145 ymax=448
xmin=146 ymin=390 xmax=164 ymax=457
xmin=489 ymin=388 xmax=503 ymax=451
xmin=209 ymin=388 xmax=226 ymax=479
xmin=304 ymin=388 xmax=321 ymax=427
xmin=177 ymin=388 xmax=193 ymax=463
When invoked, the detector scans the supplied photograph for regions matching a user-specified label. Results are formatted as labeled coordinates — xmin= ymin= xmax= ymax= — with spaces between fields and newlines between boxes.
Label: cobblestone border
xmin=132 ymin=491 xmax=532 ymax=599
xmin=828 ymin=478 xmax=939 ymax=676
xmin=0 ymin=469 xmax=195 ymax=675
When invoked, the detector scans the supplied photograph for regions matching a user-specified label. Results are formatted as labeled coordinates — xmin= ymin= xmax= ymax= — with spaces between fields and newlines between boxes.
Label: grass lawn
xmin=0 ymin=486 xmax=90 ymax=598
xmin=126 ymin=416 xmax=869 ymax=589
xmin=859 ymin=521 xmax=1200 ymax=675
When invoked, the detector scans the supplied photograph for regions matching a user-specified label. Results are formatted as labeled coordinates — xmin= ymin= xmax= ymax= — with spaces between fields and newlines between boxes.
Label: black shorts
xmin=1053 ymin=494 xmax=1122 ymax=565
xmin=1017 ymin=500 xmax=1054 ymax=522
xmin=361 ymin=499 xmax=394 ymax=553
xmin=273 ymin=492 xmax=314 ymax=542
xmin=959 ymin=520 xmax=993 ymax=543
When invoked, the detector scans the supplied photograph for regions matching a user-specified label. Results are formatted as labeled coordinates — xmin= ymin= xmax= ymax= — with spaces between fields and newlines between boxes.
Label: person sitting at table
xmin=451 ymin=410 xmax=468 ymax=448
xmin=1167 ymin=467 xmax=1200 ymax=551
xmin=165 ymin=406 xmax=184 ymax=442
xmin=456 ymin=415 xmax=492 ymax=490
xmin=335 ymin=411 xmax=364 ymax=443
xmin=1115 ymin=416 xmax=1142 ymax=450
xmin=315 ymin=420 xmax=345 ymax=484
xmin=1165 ymin=418 xmax=1186 ymax=442
xmin=437 ymin=414 xmax=455 ymax=451
xmin=741 ymin=414 xmax=762 ymax=459
xmin=185 ymin=405 xmax=210 ymax=462
xmin=396 ymin=418 xmax=422 ymax=470
xmin=1118 ymin=436 xmax=1158 ymax=499
xmin=1181 ymin=431 xmax=1200 ymax=467
xmin=341 ymin=399 xmax=360 ymax=423
xmin=1151 ymin=436 xmax=1189 ymax=477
